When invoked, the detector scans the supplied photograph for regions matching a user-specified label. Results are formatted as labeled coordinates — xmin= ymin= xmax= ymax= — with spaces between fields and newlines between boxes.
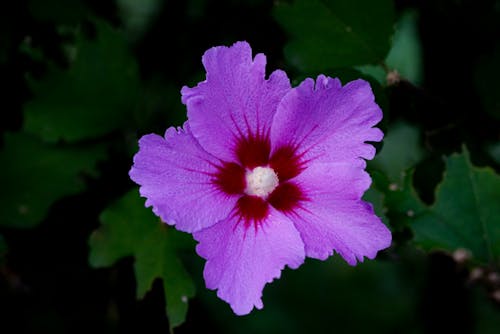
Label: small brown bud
xmin=469 ymin=267 xmax=484 ymax=281
xmin=388 ymin=183 xmax=398 ymax=191
xmin=452 ymin=248 xmax=471 ymax=263
xmin=386 ymin=70 xmax=401 ymax=86
xmin=487 ymin=272 xmax=500 ymax=285
xmin=491 ymin=290 xmax=500 ymax=302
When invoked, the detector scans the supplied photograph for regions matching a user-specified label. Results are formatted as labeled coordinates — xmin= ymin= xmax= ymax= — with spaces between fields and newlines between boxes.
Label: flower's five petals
xmin=271 ymin=75 xmax=383 ymax=167
xmin=129 ymin=124 xmax=237 ymax=233
xmin=194 ymin=208 xmax=305 ymax=315
xmin=181 ymin=41 xmax=291 ymax=163
xmin=130 ymin=41 xmax=391 ymax=316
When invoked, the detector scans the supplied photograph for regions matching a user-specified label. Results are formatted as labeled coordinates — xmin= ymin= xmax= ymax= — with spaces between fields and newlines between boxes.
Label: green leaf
xmin=362 ymin=186 xmax=389 ymax=227
xmin=274 ymin=0 xmax=395 ymax=71
xmin=354 ymin=65 xmax=387 ymax=86
xmin=368 ymin=122 xmax=427 ymax=230
xmin=24 ymin=20 xmax=140 ymax=143
xmin=89 ymin=190 xmax=195 ymax=329
xmin=486 ymin=141 xmax=500 ymax=165
xmin=0 ymin=132 xmax=106 ymax=228
xmin=385 ymin=10 xmax=423 ymax=85
xmin=411 ymin=149 xmax=500 ymax=265
xmin=117 ymin=0 xmax=163 ymax=41
xmin=474 ymin=289 xmax=500 ymax=334
xmin=371 ymin=169 xmax=426 ymax=231
xmin=358 ymin=10 xmax=423 ymax=85
xmin=28 ymin=0 xmax=88 ymax=24
xmin=370 ymin=121 xmax=425 ymax=184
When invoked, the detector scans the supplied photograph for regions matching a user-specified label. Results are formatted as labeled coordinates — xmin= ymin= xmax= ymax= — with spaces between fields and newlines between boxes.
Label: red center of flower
xmin=213 ymin=134 xmax=306 ymax=228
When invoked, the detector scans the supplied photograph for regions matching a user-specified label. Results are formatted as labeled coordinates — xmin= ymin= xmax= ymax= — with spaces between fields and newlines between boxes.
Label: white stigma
xmin=245 ymin=166 xmax=279 ymax=198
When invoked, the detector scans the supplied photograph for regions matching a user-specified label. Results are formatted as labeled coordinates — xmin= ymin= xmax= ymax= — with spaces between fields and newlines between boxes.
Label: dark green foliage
xmin=274 ymin=0 xmax=395 ymax=71
xmin=370 ymin=121 xmax=425 ymax=184
xmin=411 ymin=150 xmax=500 ymax=265
xmin=24 ymin=20 xmax=140 ymax=143
xmin=0 ymin=132 xmax=105 ymax=228
xmin=28 ymin=0 xmax=88 ymax=23
xmin=89 ymin=190 xmax=195 ymax=329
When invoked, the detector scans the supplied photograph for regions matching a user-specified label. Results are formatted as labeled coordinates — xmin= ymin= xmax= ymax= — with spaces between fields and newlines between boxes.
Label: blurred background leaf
xmin=362 ymin=187 xmax=389 ymax=227
xmin=385 ymin=10 xmax=423 ymax=85
xmin=0 ymin=132 xmax=106 ymax=228
xmin=89 ymin=189 xmax=195 ymax=329
xmin=274 ymin=0 xmax=395 ymax=71
xmin=474 ymin=289 xmax=500 ymax=334
xmin=24 ymin=20 xmax=140 ymax=143
xmin=370 ymin=121 xmax=426 ymax=185
xmin=373 ymin=169 xmax=426 ymax=233
xmin=358 ymin=10 xmax=423 ymax=85
xmin=411 ymin=149 xmax=500 ymax=265
xmin=368 ymin=121 xmax=426 ymax=232
xmin=487 ymin=141 xmax=500 ymax=165
xmin=28 ymin=0 xmax=88 ymax=24
xmin=117 ymin=0 xmax=163 ymax=41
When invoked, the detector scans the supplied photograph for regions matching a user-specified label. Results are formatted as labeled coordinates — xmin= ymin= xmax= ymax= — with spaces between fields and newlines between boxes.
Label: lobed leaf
xmin=385 ymin=10 xmax=423 ymax=85
xmin=274 ymin=0 xmax=395 ymax=71
xmin=372 ymin=169 xmax=426 ymax=232
xmin=358 ymin=10 xmax=423 ymax=85
xmin=0 ymin=132 xmax=106 ymax=228
xmin=89 ymin=190 xmax=195 ymax=329
xmin=411 ymin=149 xmax=500 ymax=265
xmin=28 ymin=0 xmax=88 ymax=24
xmin=370 ymin=121 xmax=425 ymax=185
xmin=362 ymin=187 xmax=389 ymax=227
xmin=24 ymin=20 xmax=140 ymax=142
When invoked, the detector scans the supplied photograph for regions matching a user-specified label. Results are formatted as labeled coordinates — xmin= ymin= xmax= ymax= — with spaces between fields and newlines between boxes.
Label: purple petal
xmin=129 ymin=124 xmax=237 ymax=233
xmin=291 ymin=201 xmax=391 ymax=265
xmin=193 ymin=207 xmax=305 ymax=315
xmin=181 ymin=41 xmax=291 ymax=163
xmin=294 ymin=162 xmax=372 ymax=200
xmin=271 ymin=75 xmax=383 ymax=167
xmin=290 ymin=163 xmax=391 ymax=264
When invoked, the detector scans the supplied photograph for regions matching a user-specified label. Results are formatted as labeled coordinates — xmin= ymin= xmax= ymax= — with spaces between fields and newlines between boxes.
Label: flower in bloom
xmin=130 ymin=41 xmax=391 ymax=315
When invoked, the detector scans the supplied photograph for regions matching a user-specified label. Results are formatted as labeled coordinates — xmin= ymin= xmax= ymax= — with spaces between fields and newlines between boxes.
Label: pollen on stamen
xmin=245 ymin=166 xmax=279 ymax=198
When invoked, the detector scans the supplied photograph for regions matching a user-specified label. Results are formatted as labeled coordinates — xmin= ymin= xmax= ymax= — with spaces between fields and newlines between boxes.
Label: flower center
xmin=245 ymin=166 xmax=279 ymax=198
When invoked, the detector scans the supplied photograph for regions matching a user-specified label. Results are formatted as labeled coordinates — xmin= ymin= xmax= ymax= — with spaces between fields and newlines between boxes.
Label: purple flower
xmin=129 ymin=41 xmax=391 ymax=315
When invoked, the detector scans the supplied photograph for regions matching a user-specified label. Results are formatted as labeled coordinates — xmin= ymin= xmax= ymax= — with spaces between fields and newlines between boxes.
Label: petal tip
xmin=315 ymin=75 xmax=341 ymax=90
